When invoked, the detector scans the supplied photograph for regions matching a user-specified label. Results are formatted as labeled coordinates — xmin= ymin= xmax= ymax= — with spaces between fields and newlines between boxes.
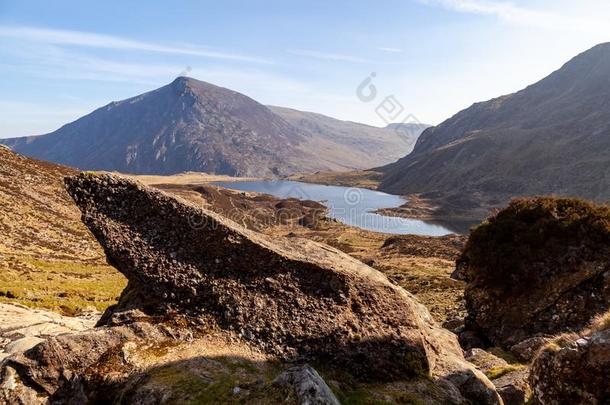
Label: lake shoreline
xmin=211 ymin=179 xmax=455 ymax=236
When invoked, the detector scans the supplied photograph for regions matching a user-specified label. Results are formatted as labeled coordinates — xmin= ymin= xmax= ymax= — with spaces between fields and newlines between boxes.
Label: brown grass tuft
xmin=588 ymin=310 xmax=610 ymax=332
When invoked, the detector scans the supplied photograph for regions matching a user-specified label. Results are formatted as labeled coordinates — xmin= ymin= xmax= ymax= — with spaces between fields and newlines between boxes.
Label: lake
xmin=211 ymin=180 xmax=454 ymax=236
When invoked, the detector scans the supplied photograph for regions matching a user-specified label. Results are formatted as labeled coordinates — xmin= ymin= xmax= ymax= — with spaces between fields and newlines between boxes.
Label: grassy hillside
xmin=0 ymin=146 xmax=125 ymax=314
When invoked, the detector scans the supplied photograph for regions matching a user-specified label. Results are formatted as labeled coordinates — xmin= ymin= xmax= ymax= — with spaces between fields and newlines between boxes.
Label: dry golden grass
xmin=288 ymin=170 xmax=383 ymax=190
xmin=117 ymin=171 xmax=259 ymax=186
xmin=486 ymin=364 xmax=527 ymax=380
xmin=589 ymin=310 xmax=610 ymax=332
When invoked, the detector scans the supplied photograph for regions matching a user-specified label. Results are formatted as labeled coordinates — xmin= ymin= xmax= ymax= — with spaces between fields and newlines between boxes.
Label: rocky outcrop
xmin=0 ymin=304 xmax=97 ymax=362
xmin=6 ymin=172 xmax=496 ymax=404
xmin=529 ymin=312 xmax=610 ymax=404
xmin=0 ymin=173 xmax=503 ymax=403
xmin=458 ymin=197 xmax=610 ymax=348
xmin=464 ymin=349 xmax=530 ymax=405
xmin=509 ymin=336 xmax=550 ymax=362
xmin=1 ymin=321 xmax=169 ymax=403
xmin=493 ymin=369 xmax=530 ymax=405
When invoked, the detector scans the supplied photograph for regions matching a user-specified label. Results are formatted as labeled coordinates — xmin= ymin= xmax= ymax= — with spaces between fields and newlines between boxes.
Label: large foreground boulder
xmin=458 ymin=197 xmax=610 ymax=347
xmin=14 ymin=172 xmax=500 ymax=404
xmin=529 ymin=312 xmax=610 ymax=404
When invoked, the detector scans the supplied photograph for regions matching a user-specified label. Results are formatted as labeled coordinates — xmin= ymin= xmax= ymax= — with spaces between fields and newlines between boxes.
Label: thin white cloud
xmin=0 ymin=42 xmax=184 ymax=85
xmin=378 ymin=47 xmax=403 ymax=53
xmin=418 ymin=0 xmax=607 ymax=34
xmin=287 ymin=49 xmax=370 ymax=63
xmin=0 ymin=25 xmax=272 ymax=64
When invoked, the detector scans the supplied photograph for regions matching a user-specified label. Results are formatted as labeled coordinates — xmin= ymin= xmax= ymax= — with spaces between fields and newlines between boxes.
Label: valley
xmin=0 ymin=147 xmax=463 ymax=322
xmin=0 ymin=19 xmax=609 ymax=402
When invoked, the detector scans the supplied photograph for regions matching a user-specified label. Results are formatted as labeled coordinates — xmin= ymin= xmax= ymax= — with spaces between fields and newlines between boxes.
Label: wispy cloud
xmin=0 ymin=25 xmax=272 ymax=64
xmin=378 ymin=47 xmax=403 ymax=53
xmin=287 ymin=49 xmax=370 ymax=63
xmin=0 ymin=42 xmax=185 ymax=85
xmin=418 ymin=0 xmax=607 ymax=33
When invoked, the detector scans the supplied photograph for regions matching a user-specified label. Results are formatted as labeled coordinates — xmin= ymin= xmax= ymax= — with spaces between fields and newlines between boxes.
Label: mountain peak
xmin=0 ymin=78 xmax=420 ymax=176
xmin=170 ymin=75 xmax=206 ymax=93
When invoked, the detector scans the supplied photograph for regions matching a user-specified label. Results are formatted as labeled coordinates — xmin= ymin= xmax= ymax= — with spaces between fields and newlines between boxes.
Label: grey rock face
xmin=274 ymin=365 xmax=340 ymax=405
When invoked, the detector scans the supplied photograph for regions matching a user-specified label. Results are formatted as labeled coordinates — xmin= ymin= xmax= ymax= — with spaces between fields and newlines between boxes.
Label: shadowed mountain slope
xmin=379 ymin=43 xmax=610 ymax=213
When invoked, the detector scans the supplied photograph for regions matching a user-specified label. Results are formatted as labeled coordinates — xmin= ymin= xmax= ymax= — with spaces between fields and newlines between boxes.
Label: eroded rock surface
xmin=458 ymin=197 xmax=610 ymax=347
xmin=509 ymin=336 xmax=550 ymax=362
xmin=0 ymin=303 xmax=97 ymax=361
xmin=493 ymin=368 xmax=530 ymax=405
xmin=464 ymin=348 xmax=508 ymax=374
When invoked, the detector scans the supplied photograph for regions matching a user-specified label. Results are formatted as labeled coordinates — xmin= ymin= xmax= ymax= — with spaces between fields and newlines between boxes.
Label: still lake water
xmin=212 ymin=180 xmax=454 ymax=236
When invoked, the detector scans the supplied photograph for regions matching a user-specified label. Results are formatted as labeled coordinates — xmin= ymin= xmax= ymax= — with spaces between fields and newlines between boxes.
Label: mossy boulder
xmin=458 ymin=197 xmax=610 ymax=347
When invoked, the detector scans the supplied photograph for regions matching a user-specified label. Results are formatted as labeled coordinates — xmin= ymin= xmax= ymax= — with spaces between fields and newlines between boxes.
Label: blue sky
xmin=1 ymin=0 xmax=609 ymax=138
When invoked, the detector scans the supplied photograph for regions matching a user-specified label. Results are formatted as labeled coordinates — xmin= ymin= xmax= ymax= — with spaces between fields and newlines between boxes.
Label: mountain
xmin=269 ymin=106 xmax=428 ymax=169
xmin=379 ymin=43 xmax=610 ymax=213
xmin=0 ymin=78 xmax=420 ymax=177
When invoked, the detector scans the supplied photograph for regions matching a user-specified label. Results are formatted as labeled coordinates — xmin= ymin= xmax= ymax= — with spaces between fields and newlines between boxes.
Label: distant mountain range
xmin=0 ymin=78 xmax=428 ymax=176
xmin=378 ymin=43 xmax=610 ymax=213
